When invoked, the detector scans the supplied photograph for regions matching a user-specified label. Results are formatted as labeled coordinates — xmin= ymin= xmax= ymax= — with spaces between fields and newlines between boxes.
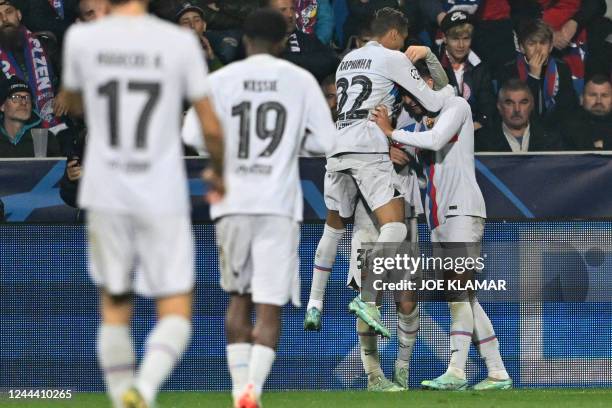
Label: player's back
xmin=333 ymin=42 xmax=406 ymax=155
xmin=64 ymin=15 xmax=209 ymax=215
xmin=209 ymin=54 xmax=330 ymax=221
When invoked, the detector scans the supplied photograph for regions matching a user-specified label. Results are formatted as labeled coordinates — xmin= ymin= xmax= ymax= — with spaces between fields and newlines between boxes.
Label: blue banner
xmin=1 ymin=155 xmax=612 ymax=222
xmin=1 ymin=222 xmax=611 ymax=391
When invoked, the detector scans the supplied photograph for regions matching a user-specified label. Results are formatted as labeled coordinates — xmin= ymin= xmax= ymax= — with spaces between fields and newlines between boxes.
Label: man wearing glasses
xmin=0 ymin=77 xmax=60 ymax=157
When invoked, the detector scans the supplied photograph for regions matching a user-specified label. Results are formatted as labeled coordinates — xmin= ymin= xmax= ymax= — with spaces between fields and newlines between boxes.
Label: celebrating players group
xmin=60 ymin=1 xmax=511 ymax=407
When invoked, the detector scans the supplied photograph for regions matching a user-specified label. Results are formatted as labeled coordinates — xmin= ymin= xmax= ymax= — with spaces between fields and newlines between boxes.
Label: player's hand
xmin=390 ymin=146 xmax=410 ymax=167
xmin=202 ymin=167 xmax=225 ymax=204
xmin=370 ymin=105 xmax=393 ymax=137
xmin=66 ymin=160 xmax=81 ymax=181
xmin=474 ymin=121 xmax=483 ymax=130
xmin=405 ymin=46 xmax=429 ymax=63
xmin=527 ymin=51 xmax=546 ymax=78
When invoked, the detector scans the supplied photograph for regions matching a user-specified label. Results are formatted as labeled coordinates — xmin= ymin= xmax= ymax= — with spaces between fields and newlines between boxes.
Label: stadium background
xmin=1 ymin=155 xmax=611 ymax=392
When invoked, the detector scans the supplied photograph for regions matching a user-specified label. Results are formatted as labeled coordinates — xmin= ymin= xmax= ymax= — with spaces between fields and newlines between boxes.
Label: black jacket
xmin=561 ymin=109 xmax=612 ymax=150
xmin=282 ymin=29 xmax=339 ymax=81
xmin=499 ymin=56 xmax=578 ymax=130
xmin=437 ymin=48 xmax=497 ymax=130
xmin=476 ymin=118 xmax=562 ymax=152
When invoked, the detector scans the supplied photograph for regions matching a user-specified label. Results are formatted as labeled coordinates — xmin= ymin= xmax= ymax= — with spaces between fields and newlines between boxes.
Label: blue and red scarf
xmin=0 ymin=27 xmax=59 ymax=128
xmin=516 ymin=53 xmax=559 ymax=111
xmin=48 ymin=0 xmax=65 ymax=20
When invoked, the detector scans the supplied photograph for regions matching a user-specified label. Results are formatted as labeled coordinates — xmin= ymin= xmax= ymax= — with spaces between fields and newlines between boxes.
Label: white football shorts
xmin=87 ymin=210 xmax=195 ymax=297
xmin=216 ymin=215 xmax=301 ymax=307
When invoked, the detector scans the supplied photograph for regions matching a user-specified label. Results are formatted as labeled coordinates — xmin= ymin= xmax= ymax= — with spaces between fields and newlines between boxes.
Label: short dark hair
xmin=320 ymin=74 xmax=335 ymax=88
xmin=243 ymin=8 xmax=287 ymax=44
xmin=586 ymin=74 xmax=611 ymax=87
xmin=498 ymin=78 xmax=533 ymax=102
xmin=517 ymin=19 xmax=553 ymax=45
xmin=370 ymin=7 xmax=408 ymax=37
xmin=413 ymin=60 xmax=431 ymax=79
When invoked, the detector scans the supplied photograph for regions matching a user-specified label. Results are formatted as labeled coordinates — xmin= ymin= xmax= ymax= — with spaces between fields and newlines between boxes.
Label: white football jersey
xmin=62 ymin=15 xmax=210 ymax=215
xmin=208 ymin=54 xmax=335 ymax=222
xmin=390 ymin=97 xmax=486 ymax=229
xmin=331 ymin=41 xmax=452 ymax=156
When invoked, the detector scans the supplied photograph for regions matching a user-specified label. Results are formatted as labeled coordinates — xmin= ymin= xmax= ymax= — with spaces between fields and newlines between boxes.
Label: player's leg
xmin=99 ymin=291 xmax=135 ymax=408
xmin=87 ymin=211 xmax=137 ymax=408
xmin=305 ymin=170 xmax=356 ymax=330
xmin=470 ymin=295 xmax=512 ymax=390
xmin=304 ymin=210 xmax=347 ymax=330
xmin=226 ymin=294 xmax=254 ymax=404
xmin=215 ymin=215 xmax=257 ymax=407
xmin=124 ymin=214 xmax=196 ymax=407
xmin=422 ymin=217 xmax=477 ymax=391
xmin=239 ymin=215 xmax=300 ymax=406
xmin=348 ymin=157 xmax=407 ymax=338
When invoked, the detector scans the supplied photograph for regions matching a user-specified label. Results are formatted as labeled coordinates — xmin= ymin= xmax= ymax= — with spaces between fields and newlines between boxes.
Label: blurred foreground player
xmin=372 ymin=62 xmax=512 ymax=391
xmin=60 ymin=0 xmax=224 ymax=406
xmin=208 ymin=8 xmax=334 ymax=408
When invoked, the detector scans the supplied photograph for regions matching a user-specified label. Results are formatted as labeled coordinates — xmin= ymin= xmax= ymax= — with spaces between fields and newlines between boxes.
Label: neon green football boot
xmin=348 ymin=296 xmax=390 ymax=338
xmin=303 ymin=307 xmax=322 ymax=331
xmin=421 ymin=371 xmax=469 ymax=391
xmin=472 ymin=377 xmax=513 ymax=390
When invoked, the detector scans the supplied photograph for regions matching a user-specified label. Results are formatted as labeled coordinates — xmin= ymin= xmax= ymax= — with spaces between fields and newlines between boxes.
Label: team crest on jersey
xmin=410 ymin=68 xmax=421 ymax=81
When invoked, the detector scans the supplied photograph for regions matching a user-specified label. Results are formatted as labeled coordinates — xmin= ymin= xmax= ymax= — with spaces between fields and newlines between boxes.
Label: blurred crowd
xmin=0 ymin=0 xmax=610 ymax=164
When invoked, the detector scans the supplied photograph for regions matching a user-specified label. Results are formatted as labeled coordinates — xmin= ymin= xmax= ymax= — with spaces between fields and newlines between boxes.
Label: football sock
xmin=307 ymin=224 xmax=345 ymax=311
xmin=447 ymin=302 xmax=474 ymax=379
xmin=136 ymin=315 xmax=191 ymax=405
xmin=227 ymin=343 xmax=252 ymax=401
xmin=357 ymin=318 xmax=383 ymax=378
xmin=396 ymin=306 xmax=419 ymax=368
xmin=471 ymin=297 xmax=509 ymax=380
xmin=98 ymin=324 xmax=134 ymax=408
xmin=248 ymin=344 xmax=276 ymax=397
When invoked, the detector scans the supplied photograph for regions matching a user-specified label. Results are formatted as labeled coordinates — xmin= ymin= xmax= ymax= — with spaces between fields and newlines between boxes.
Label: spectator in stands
xmin=0 ymin=78 xmax=60 ymax=158
xmin=339 ymin=19 xmax=372 ymax=59
xmin=562 ymin=75 xmax=612 ymax=150
xmin=320 ymin=74 xmax=337 ymax=121
xmin=266 ymin=0 xmax=338 ymax=81
xmin=476 ymin=79 xmax=561 ymax=152
xmin=175 ymin=2 xmax=223 ymax=71
xmin=295 ymin=0 xmax=335 ymax=45
xmin=10 ymin=0 xmax=77 ymax=45
xmin=438 ymin=10 xmax=496 ymax=134
xmin=0 ymin=0 xmax=62 ymax=129
xmin=77 ymin=0 xmax=110 ymax=22
xmin=584 ymin=1 xmax=612 ymax=78
xmin=343 ymin=0 xmax=398 ymax=46
xmin=500 ymin=19 xmax=578 ymax=130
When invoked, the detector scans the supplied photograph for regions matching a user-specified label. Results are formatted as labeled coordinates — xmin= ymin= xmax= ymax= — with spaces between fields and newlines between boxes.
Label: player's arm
xmin=193 ymin=97 xmax=223 ymax=175
xmin=372 ymin=100 xmax=467 ymax=151
xmin=301 ymin=75 xmax=335 ymax=156
xmin=386 ymin=52 xmax=450 ymax=113
xmin=57 ymin=26 xmax=84 ymax=118
xmin=405 ymin=46 xmax=449 ymax=90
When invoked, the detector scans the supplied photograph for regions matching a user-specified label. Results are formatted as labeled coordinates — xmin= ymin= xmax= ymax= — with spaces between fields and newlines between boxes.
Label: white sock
xmin=227 ymin=343 xmax=252 ymax=401
xmin=308 ymin=224 xmax=344 ymax=311
xmin=471 ymin=298 xmax=509 ymax=380
xmin=247 ymin=344 xmax=276 ymax=397
xmin=357 ymin=318 xmax=383 ymax=378
xmin=396 ymin=306 xmax=419 ymax=368
xmin=136 ymin=315 xmax=191 ymax=405
xmin=98 ymin=324 xmax=134 ymax=408
xmin=448 ymin=302 xmax=474 ymax=379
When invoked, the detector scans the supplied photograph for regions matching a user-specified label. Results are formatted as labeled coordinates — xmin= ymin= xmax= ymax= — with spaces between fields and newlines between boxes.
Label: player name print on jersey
xmin=243 ymin=80 xmax=278 ymax=92
xmin=338 ymin=58 xmax=372 ymax=71
xmin=97 ymin=52 xmax=163 ymax=69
